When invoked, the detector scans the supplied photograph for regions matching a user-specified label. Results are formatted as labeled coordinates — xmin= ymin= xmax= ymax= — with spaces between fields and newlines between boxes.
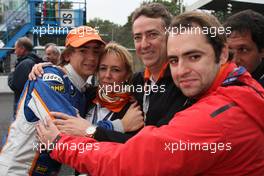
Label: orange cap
xmin=65 ymin=26 xmax=105 ymax=47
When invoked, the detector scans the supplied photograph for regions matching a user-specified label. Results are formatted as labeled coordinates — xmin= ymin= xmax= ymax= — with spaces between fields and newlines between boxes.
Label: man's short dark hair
xmin=16 ymin=37 xmax=33 ymax=52
xmin=170 ymin=11 xmax=226 ymax=63
xmin=132 ymin=2 xmax=172 ymax=28
xmin=224 ymin=9 xmax=264 ymax=51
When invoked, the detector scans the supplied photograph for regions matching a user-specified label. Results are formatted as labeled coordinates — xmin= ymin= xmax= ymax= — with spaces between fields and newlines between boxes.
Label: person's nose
xmin=231 ymin=50 xmax=241 ymax=65
xmin=104 ymin=68 xmax=112 ymax=79
xmin=141 ymin=36 xmax=150 ymax=49
xmin=176 ymin=59 xmax=191 ymax=78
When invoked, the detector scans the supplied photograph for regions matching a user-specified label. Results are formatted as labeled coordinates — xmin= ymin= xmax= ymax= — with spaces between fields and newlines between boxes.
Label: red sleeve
xmin=50 ymin=106 xmax=228 ymax=175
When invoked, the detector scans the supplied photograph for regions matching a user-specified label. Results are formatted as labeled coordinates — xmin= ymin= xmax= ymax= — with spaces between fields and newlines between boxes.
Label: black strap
xmin=47 ymin=134 xmax=62 ymax=154
xmin=210 ymin=102 xmax=237 ymax=118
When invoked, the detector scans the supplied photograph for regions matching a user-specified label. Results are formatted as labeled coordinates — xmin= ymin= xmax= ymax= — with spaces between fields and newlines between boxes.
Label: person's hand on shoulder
xmin=28 ymin=62 xmax=52 ymax=80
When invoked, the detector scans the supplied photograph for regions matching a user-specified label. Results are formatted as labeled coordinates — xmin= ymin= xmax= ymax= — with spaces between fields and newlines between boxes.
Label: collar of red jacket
xmin=144 ymin=62 xmax=169 ymax=82
xmin=198 ymin=62 xmax=236 ymax=99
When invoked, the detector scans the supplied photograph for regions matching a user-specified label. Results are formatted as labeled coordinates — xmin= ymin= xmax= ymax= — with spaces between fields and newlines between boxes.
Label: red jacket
xmin=50 ymin=63 xmax=264 ymax=175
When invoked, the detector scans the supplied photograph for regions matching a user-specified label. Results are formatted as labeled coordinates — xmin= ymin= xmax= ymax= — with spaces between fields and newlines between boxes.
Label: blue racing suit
xmin=0 ymin=66 xmax=87 ymax=175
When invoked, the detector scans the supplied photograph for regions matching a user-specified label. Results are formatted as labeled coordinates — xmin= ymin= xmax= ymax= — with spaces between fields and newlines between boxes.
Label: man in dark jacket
xmin=224 ymin=10 xmax=264 ymax=87
xmin=8 ymin=37 xmax=43 ymax=116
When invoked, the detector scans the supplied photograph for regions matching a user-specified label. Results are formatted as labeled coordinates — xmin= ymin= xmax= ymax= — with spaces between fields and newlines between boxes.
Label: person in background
xmin=224 ymin=9 xmax=264 ymax=86
xmin=0 ymin=60 xmax=3 ymax=73
xmin=44 ymin=43 xmax=61 ymax=65
xmin=8 ymin=37 xmax=43 ymax=117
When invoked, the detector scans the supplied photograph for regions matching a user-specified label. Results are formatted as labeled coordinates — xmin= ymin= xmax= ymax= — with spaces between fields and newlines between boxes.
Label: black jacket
xmin=252 ymin=60 xmax=264 ymax=87
xmin=94 ymin=66 xmax=191 ymax=143
xmin=8 ymin=52 xmax=43 ymax=111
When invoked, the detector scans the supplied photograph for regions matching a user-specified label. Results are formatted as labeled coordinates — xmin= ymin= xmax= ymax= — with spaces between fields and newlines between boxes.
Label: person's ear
xmin=219 ymin=44 xmax=229 ymax=65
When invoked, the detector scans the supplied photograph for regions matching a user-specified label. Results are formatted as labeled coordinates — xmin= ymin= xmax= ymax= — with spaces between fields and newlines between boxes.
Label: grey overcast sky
xmin=86 ymin=0 xmax=198 ymax=25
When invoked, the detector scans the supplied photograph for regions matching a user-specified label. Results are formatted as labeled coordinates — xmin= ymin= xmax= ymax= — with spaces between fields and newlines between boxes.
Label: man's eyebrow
xmin=167 ymin=49 xmax=204 ymax=59
xmin=167 ymin=54 xmax=178 ymax=59
xmin=133 ymin=29 xmax=160 ymax=36
xmin=230 ymin=44 xmax=250 ymax=48
xmin=133 ymin=32 xmax=141 ymax=36
xmin=182 ymin=50 xmax=205 ymax=56
xmin=146 ymin=29 xmax=159 ymax=33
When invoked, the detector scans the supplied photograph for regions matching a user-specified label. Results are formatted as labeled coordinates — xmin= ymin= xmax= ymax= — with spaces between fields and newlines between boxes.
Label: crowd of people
xmin=0 ymin=2 xmax=264 ymax=176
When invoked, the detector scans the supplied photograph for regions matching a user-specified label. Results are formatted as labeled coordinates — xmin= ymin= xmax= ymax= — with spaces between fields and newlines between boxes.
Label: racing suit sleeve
xmin=23 ymin=67 xmax=77 ymax=122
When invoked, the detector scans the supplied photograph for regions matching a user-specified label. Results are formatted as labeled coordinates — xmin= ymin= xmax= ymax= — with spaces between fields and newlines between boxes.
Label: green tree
xmin=114 ymin=0 xmax=183 ymax=48
xmin=151 ymin=0 xmax=182 ymax=16
xmin=114 ymin=15 xmax=134 ymax=48
xmin=213 ymin=10 xmax=235 ymax=23
xmin=86 ymin=1 xmax=184 ymax=71
xmin=87 ymin=18 xmax=121 ymax=43
xmin=87 ymin=0 xmax=184 ymax=48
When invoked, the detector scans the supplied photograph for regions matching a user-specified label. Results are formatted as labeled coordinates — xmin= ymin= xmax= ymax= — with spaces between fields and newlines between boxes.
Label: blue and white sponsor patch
xmin=43 ymin=73 xmax=64 ymax=84
xmin=222 ymin=66 xmax=246 ymax=86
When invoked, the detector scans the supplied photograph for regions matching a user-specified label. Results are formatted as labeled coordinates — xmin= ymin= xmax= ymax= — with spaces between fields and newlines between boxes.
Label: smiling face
xmin=133 ymin=16 xmax=167 ymax=71
xmin=98 ymin=52 xmax=129 ymax=89
xmin=168 ymin=31 xmax=227 ymax=97
xmin=227 ymin=31 xmax=264 ymax=73
xmin=67 ymin=41 xmax=101 ymax=80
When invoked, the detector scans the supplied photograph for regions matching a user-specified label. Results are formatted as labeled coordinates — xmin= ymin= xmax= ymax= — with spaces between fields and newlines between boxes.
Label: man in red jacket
xmin=36 ymin=11 xmax=264 ymax=175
